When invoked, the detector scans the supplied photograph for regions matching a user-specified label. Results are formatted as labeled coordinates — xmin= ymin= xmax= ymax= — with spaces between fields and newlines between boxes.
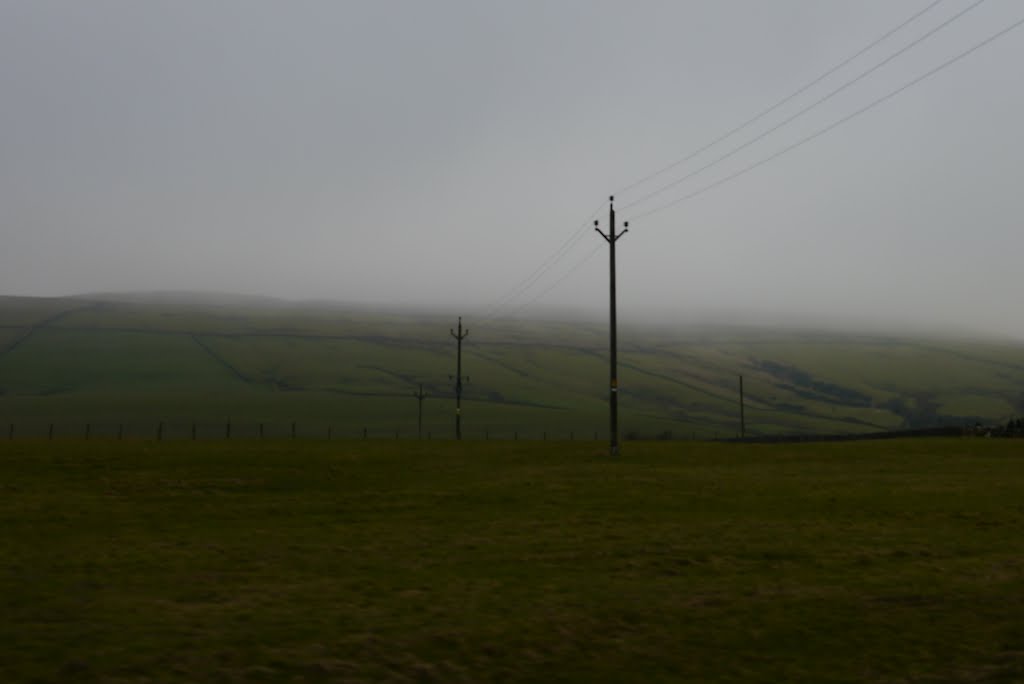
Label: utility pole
xmin=595 ymin=196 xmax=628 ymax=457
xmin=739 ymin=375 xmax=746 ymax=438
xmin=450 ymin=317 xmax=469 ymax=440
xmin=413 ymin=383 xmax=428 ymax=440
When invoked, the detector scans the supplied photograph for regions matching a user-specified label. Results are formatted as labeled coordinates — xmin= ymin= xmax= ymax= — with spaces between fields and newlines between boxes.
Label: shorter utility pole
xmin=450 ymin=317 xmax=469 ymax=440
xmin=413 ymin=383 xmax=428 ymax=440
xmin=739 ymin=375 xmax=746 ymax=438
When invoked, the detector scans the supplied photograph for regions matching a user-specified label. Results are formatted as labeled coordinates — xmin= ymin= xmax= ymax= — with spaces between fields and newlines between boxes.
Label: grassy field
xmin=3 ymin=437 xmax=1024 ymax=682
xmin=2 ymin=293 xmax=1024 ymax=438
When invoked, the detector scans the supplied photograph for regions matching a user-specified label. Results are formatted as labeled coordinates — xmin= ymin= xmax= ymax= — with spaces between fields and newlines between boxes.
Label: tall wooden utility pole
xmin=595 ymin=196 xmax=628 ymax=456
xmin=413 ymin=384 xmax=428 ymax=440
xmin=450 ymin=317 xmax=469 ymax=440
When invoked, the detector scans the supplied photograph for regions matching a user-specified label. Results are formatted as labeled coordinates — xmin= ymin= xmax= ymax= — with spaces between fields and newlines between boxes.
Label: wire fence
xmin=0 ymin=421 xmax=593 ymax=444
xmin=2 ymin=421 xmax=983 ymax=444
xmin=0 ymin=420 xmax=668 ymax=442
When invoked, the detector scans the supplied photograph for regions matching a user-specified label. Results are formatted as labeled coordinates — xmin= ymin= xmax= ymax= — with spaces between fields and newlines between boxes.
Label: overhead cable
xmin=505 ymin=243 xmax=605 ymax=320
xmin=480 ymin=203 xmax=603 ymax=320
xmin=614 ymin=0 xmax=949 ymax=198
xmin=630 ymin=13 xmax=1024 ymax=222
xmin=622 ymin=0 xmax=987 ymax=212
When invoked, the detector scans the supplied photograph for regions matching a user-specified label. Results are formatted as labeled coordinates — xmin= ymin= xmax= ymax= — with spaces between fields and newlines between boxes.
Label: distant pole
xmin=413 ymin=384 xmax=428 ymax=439
xmin=739 ymin=375 xmax=746 ymax=438
xmin=450 ymin=317 xmax=469 ymax=440
xmin=595 ymin=196 xmax=628 ymax=457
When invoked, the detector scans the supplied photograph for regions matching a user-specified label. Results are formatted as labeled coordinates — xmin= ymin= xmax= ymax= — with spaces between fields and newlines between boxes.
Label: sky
xmin=1 ymin=1 xmax=1023 ymax=337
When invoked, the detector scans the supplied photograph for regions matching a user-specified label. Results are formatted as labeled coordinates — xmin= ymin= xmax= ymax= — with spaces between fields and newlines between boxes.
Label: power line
xmin=629 ymin=13 xmax=1024 ymax=223
xmin=481 ymin=203 xmax=603 ymax=320
xmin=505 ymin=242 xmax=604 ymax=319
xmin=478 ymin=1 xmax=997 ymax=325
xmin=614 ymin=0 xmax=949 ymax=199
xmin=480 ymin=224 xmax=589 ymax=319
xmin=621 ymin=0 xmax=988 ymax=212
xmin=481 ymin=2 xmax=955 ymax=323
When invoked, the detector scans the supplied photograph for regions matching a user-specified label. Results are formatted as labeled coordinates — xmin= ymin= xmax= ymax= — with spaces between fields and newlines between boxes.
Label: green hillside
xmin=1 ymin=294 xmax=1023 ymax=439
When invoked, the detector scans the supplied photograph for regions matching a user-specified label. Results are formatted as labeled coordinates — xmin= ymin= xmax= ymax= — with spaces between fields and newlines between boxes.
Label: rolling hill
xmin=1 ymin=293 xmax=1022 ymax=439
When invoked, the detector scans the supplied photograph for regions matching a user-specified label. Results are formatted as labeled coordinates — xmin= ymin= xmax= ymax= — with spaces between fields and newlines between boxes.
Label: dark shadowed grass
xmin=2 ymin=438 xmax=1024 ymax=682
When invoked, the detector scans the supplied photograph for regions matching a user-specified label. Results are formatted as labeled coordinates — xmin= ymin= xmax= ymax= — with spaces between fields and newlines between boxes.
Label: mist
xmin=2 ymin=1 xmax=1022 ymax=338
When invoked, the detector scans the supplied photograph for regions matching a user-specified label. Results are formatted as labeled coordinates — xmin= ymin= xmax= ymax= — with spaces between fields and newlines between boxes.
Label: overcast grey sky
xmin=1 ymin=1 xmax=1023 ymax=336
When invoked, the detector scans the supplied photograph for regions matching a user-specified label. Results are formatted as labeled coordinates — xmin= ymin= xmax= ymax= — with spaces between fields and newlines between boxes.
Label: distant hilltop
xmin=1 ymin=293 xmax=1023 ymax=440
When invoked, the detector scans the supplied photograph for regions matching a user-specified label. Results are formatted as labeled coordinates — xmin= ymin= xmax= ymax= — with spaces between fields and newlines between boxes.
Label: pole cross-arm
xmin=595 ymin=222 xmax=628 ymax=243
xmin=450 ymin=317 xmax=469 ymax=341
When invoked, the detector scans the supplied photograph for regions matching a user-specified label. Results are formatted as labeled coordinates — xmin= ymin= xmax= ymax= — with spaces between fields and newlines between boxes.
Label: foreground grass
xmin=2 ymin=438 xmax=1024 ymax=683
